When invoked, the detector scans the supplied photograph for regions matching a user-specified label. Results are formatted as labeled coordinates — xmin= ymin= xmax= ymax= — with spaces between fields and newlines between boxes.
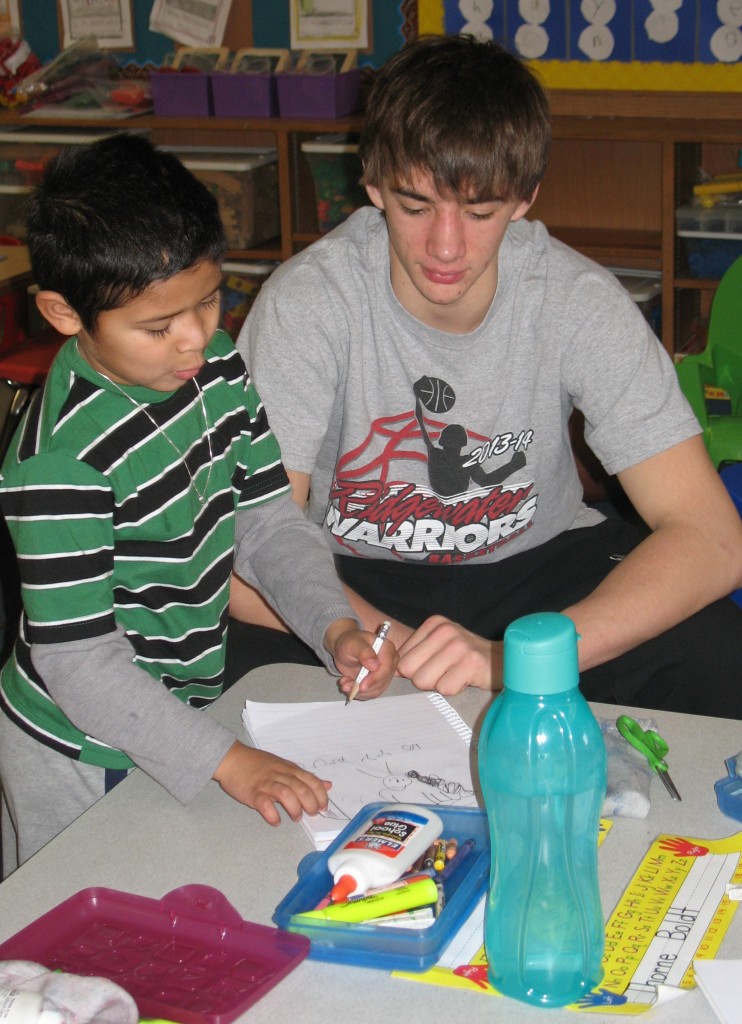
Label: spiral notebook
xmin=242 ymin=692 xmax=478 ymax=849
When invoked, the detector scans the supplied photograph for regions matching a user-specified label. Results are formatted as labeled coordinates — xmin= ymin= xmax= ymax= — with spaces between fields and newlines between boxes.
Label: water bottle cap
xmin=503 ymin=612 xmax=579 ymax=694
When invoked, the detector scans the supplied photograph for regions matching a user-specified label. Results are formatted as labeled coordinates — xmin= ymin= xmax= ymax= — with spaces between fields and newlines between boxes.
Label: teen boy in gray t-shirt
xmin=232 ymin=35 xmax=742 ymax=717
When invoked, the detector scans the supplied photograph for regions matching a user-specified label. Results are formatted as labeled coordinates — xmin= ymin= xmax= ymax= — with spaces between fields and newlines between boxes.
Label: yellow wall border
xmin=531 ymin=60 xmax=742 ymax=92
xmin=416 ymin=1 xmax=742 ymax=93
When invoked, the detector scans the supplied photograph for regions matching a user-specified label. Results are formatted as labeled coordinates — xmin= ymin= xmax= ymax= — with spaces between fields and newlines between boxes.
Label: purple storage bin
xmin=210 ymin=71 xmax=279 ymax=118
xmin=151 ymin=70 xmax=213 ymax=117
xmin=276 ymin=68 xmax=361 ymax=119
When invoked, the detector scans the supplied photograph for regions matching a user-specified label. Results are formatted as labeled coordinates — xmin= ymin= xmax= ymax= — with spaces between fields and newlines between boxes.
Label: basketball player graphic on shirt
xmin=413 ymin=376 xmax=526 ymax=497
xmin=327 ymin=375 xmax=536 ymax=562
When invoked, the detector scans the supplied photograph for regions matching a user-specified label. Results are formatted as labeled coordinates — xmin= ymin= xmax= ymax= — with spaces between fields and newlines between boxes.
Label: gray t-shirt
xmin=239 ymin=207 xmax=699 ymax=567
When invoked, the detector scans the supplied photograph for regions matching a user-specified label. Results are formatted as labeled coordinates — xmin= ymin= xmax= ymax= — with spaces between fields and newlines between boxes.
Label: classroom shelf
xmin=1 ymin=91 xmax=741 ymax=357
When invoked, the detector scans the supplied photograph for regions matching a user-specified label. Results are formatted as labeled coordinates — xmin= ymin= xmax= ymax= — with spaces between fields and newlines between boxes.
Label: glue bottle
xmin=327 ymin=803 xmax=443 ymax=901
xmin=479 ymin=612 xmax=606 ymax=1008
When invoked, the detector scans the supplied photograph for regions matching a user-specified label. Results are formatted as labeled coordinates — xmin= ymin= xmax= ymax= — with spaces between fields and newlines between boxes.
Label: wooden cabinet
xmin=537 ymin=90 xmax=742 ymax=359
xmin=2 ymin=90 xmax=741 ymax=358
xmin=0 ymin=109 xmax=363 ymax=260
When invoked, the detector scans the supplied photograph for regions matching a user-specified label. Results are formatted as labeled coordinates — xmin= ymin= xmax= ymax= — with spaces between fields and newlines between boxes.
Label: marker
xmin=345 ymin=621 xmax=391 ymax=705
xmin=291 ymin=876 xmax=439 ymax=924
xmin=439 ymin=837 xmax=476 ymax=882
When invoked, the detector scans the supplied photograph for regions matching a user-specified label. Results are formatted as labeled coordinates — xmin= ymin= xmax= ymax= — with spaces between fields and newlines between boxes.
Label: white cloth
xmin=0 ymin=962 xmax=138 ymax=1024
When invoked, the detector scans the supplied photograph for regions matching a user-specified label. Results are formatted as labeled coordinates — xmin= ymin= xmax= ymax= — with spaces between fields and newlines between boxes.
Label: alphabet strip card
xmin=394 ymin=828 xmax=742 ymax=1015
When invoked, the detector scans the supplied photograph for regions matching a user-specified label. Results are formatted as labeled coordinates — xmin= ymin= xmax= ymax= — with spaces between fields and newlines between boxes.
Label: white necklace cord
xmin=107 ymin=377 xmax=215 ymax=504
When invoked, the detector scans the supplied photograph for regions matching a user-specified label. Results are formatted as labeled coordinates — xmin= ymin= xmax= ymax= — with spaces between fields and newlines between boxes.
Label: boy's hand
xmin=213 ymin=741 xmax=331 ymax=826
xmin=325 ymin=618 xmax=398 ymax=701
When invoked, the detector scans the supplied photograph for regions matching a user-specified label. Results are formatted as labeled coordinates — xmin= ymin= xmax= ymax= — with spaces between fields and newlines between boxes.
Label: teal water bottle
xmin=479 ymin=612 xmax=607 ymax=1007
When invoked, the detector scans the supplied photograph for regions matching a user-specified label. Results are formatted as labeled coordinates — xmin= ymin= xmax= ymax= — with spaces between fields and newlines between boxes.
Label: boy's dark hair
xmin=359 ymin=34 xmax=551 ymax=203
xmin=26 ymin=133 xmax=226 ymax=333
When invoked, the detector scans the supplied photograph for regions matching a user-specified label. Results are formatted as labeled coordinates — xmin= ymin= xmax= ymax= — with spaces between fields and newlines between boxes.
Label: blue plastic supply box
xmin=676 ymin=202 xmax=742 ymax=279
xmin=273 ymin=802 xmax=490 ymax=972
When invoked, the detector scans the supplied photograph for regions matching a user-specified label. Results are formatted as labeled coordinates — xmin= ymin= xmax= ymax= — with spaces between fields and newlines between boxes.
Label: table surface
xmin=0 ymin=665 xmax=739 ymax=1024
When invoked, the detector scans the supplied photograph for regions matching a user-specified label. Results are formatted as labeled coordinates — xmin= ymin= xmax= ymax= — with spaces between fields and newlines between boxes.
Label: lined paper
xmin=242 ymin=692 xmax=478 ymax=848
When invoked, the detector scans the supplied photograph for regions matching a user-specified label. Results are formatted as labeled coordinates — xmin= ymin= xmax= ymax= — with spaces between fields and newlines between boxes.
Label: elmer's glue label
xmin=327 ymin=804 xmax=443 ymax=901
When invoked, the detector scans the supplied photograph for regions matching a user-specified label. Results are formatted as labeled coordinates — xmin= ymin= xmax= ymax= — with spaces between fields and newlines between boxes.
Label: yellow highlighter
xmin=290 ymin=876 xmax=439 ymax=925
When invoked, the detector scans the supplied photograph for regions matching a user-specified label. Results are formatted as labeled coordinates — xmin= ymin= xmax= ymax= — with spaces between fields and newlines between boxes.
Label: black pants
xmin=223 ymin=619 xmax=322 ymax=689
xmin=225 ymin=519 xmax=742 ymax=718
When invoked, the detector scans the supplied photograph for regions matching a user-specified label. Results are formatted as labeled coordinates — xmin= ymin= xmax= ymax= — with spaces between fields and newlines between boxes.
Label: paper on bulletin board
xmin=0 ymin=0 xmax=21 ymax=36
xmin=290 ymin=0 xmax=368 ymax=50
xmin=149 ymin=0 xmax=233 ymax=48
xmin=394 ymin=829 xmax=742 ymax=1016
xmin=58 ymin=0 xmax=134 ymax=50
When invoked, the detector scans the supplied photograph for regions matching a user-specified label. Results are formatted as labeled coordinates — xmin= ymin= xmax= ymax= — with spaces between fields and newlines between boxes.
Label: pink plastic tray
xmin=0 ymin=885 xmax=309 ymax=1024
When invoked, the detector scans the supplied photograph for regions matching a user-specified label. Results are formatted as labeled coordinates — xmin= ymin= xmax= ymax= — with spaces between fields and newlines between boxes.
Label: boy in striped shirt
xmin=0 ymin=134 xmax=397 ymax=876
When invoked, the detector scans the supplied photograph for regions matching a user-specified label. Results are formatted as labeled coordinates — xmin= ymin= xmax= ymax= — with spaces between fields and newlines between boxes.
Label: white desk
xmin=0 ymin=666 xmax=740 ymax=1024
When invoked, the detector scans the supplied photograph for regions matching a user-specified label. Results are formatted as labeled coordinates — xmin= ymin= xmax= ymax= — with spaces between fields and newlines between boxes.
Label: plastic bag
xmin=12 ymin=37 xmax=149 ymax=114
xmin=0 ymin=33 xmax=41 ymax=106
xmin=600 ymin=717 xmax=656 ymax=819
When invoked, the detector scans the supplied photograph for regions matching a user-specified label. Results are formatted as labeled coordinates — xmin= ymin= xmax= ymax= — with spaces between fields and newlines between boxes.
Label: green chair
xmin=675 ymin=254 xmax=742 ymax=469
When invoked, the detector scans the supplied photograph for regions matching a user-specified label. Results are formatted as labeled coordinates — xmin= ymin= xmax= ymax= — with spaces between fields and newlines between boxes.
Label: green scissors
xmin=616 ymin=715 xmax=682 ymax=802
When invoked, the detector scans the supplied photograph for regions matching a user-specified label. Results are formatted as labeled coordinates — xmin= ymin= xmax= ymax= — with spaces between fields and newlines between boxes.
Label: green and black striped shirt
xmin=0 ymin=329 xmax=290 ymax=768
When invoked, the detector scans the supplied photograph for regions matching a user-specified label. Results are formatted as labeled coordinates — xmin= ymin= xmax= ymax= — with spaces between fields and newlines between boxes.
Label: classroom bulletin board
xmin=417 ymin=1 xmax=742 ymax=91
